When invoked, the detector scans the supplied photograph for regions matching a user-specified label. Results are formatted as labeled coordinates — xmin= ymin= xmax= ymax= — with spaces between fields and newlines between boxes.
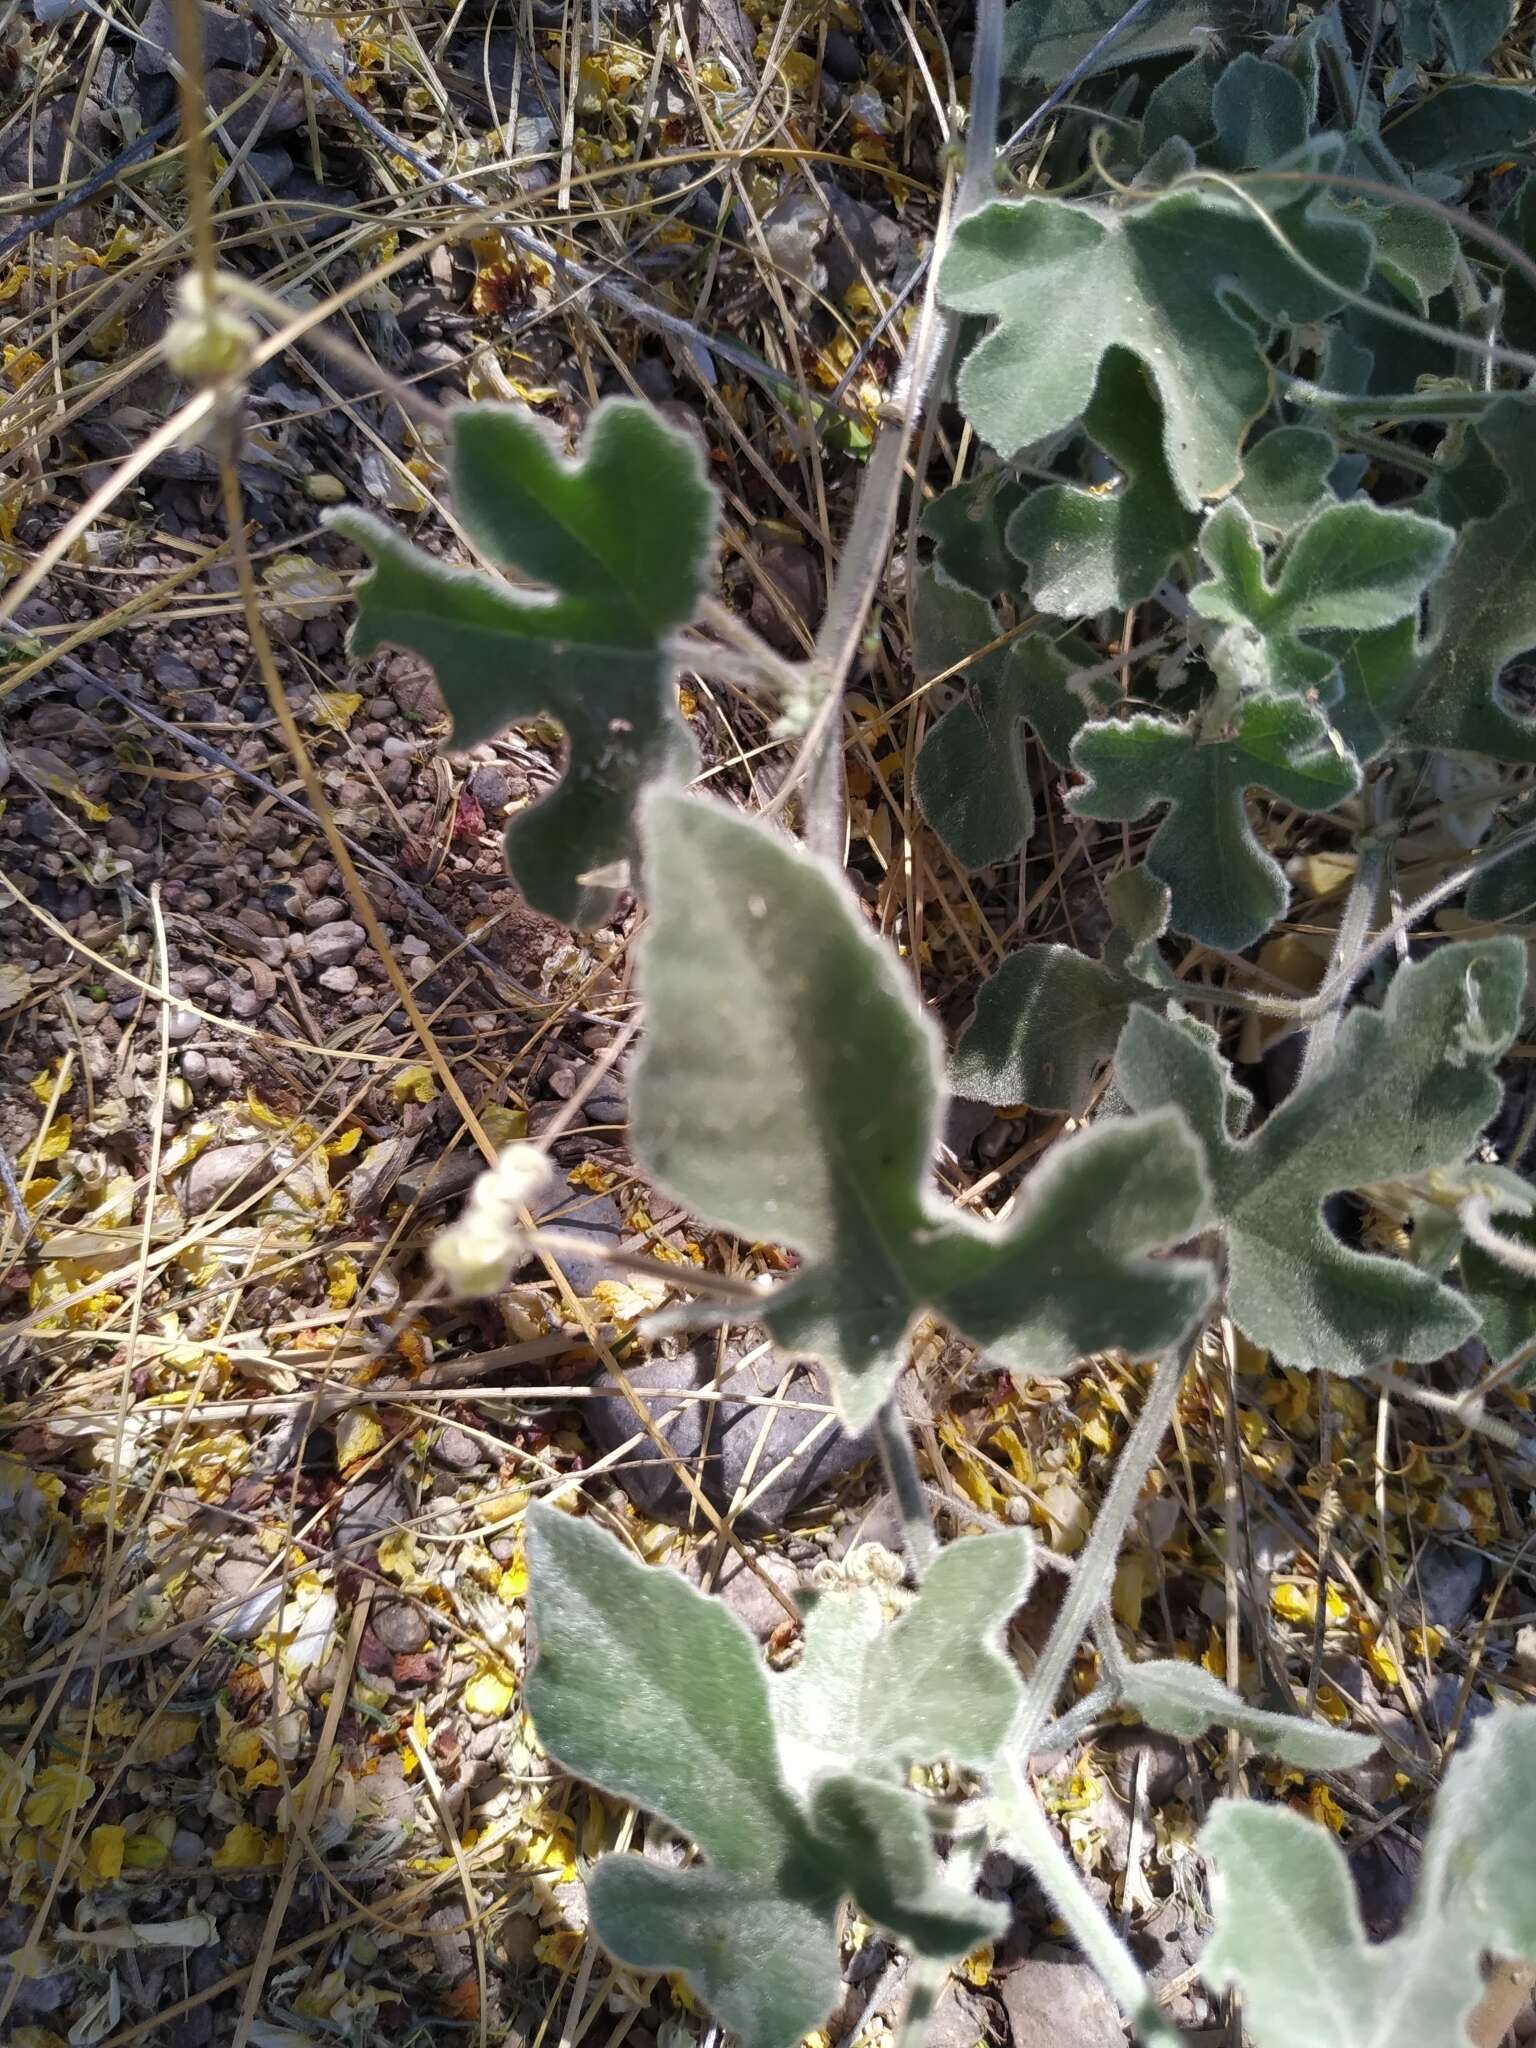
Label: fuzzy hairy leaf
xmin=1238 ymin=428 xmax=1339 ymax=539
xmin=951 ymin=869 xmax=1172 ymax=1114
xmin=1466 ymin=800 xmax=1536 ymax=922
xmin=1201 ymin=1707 xmax=1536 ymax=2048
xmin=921 ymin=471 xmax=1030 ymax=600
xmin=911 ymin=568 xmax=1031 ymax=867
xmin=527 ymin=1507 xmax=1010 ymax=2048
xmin=940 ymin=177 xmax=1373 ymax=507
xmin=1210 ymin=52 xmax=1311 ymax=169
xmin=1121 ymin=1661 xmax=1377 ymax=1770
xmin=330 ymin=400 xmax=715 ymax=926
xmin=1003 ymin=0 xmax=1248 ymax=87
xmin=1391 ymin=400 xmax=1536 ymax=762
xmin=1191 ymin=498 xmax=1452 ymax=698
xmin=1006 ymin=350 xmax=1200 ymax=615
xmin=1460 ymin=1211 xmax=1536 ymax=1375
xmin=1398 ymin=0 xmax=1514 ymax=70
xmin=1384 ymin=81 xmax=1536 ymax=175
xmin=774 ymin=1533 xmax=1034 ymax=1791
xmin=1070 ymin=698 xmax=1360 ymax=951
xmin=634 ymin=790 xmax=1214 ymax=1425
xmin=912 ymin=579 xmax=1118 ymax=869
xmin=1117 ymin=942 xmax=1526 ymax=1373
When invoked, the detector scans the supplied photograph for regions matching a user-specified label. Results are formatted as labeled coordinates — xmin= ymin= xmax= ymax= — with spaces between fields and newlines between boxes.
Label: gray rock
xmin=373 ymin=1599 xmax=429 ymax=1655
xmin=134 ymin=0 xmax=262 ymax=75
xmin=332 ymin=1469 xmax=411 ymax=1557
xmin=1414 ymin=1541 xmax=1486 ymax=1631
xmin=319 ymin=964 xmax=359 ymax=994
xmin=431 ymin=1422 xmax=486 ymax=1472
xmin=926 ymin=1981 xmax=1003 ymax=2048
xmin=582 ymin=1340 xmax=874 ymax=1531
xmin=305 ymin=918 xmax=366 ymax=968
xmin=539 ymin=1188 xmax=627 ymax=1294
xmin=1001 ymin=1951 xmax=1125 ymax=2048
xmin=181 ymin=1142 xmax=272 ymax=1215
xmin=691 ymin=1552 xmax=801 ymax=1639
xmin=302 ymin=894 xmax=347 ymax=927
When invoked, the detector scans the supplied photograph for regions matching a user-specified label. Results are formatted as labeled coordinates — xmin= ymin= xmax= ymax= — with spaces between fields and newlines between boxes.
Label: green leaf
xmin=1399 ymin=0 xmax=1515 ymax=73
xmin=912 ymin=580 xmax=1118 ymax=869
xmin=1384 ymin=82 xmax=1536 ymax=177
xmin=911 ymin=567 xmax=1031 ymax=867
xmin=1466 ymin=799 xmax=1536 ymax=922
xmin=588 ymin=1862 xmax=840 ymax=2048
xmin=862 ymin=1532 xmax=1034 ymax=1770
xmin=1498 ymin=178 xmax=1536 ymax=356
xmin=940 ymin=178 xmax=1374 ymax=508
xmin=1142 ymin=49 xmax=1221 ymax=156
xmin=1392 ymin=400 xmax=1536 ymax=762
xmin=1200 ymin=1707 xmax=1536 ymax=2048
xmin=1120 ymin=1661 xmax=1378 ymax=1770
xmin=1070 ymin=698 xmax=1360 ymax=951
xmin=1116 ymin=941 xmax=1527 ymax=1372
xmin=951 ymin=868 xmax=1172 ymax=1114
xmin=922 ymin=471 xmax=1030 ymax=600
xmin=634 ymin=789 xmax=1215 ymax=1426
xmin=329 ymin=400 xmax=716 ymax=926
xmin=1237 ymin=428 xmax=1339 ymax=539
xmin=1210 ymin=53 xmax=1311 ymax=170
xmin=1461 ymin=1209 xmax=1536 ymax=1374
xmin=1005 ymin=350 xmax=1200 ymax=615
xmin=1003 ymin=0 xmax=1248 ymax=88
xmin=526 ymin=1506 xmax=1015 ymax=2048
xmin=774 ymin=1530 xmax=1032 ymax=1792
xmin=1191 ymin=499 xmax=1452 ymax=698
xmin=809 ymin=1775 xmax=1007 ymax=1958
xmin=526 ymin=1501 xmax=801 ymax=1873
xmin=1352 ymin=203 xmax=1460 ymax=315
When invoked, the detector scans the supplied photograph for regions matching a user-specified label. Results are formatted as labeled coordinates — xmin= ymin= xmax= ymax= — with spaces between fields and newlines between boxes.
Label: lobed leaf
xmin=921 ymin=471 xmax=1030 ymax=600
xmin=1200 ymin=1708 xmax=1536 ymax=2048
xmin=633 ymin=789 xmax=1215 ymax=1426
xmin=527 ymin=1507 xmax=1021 ymax=2048
xmin=1191 ymin=498 xmax=1452 ymax=699
xmin=1070 ymin=697 xmax=1360 ymax=951
xmin=951 ymin=868 xmax=1173 ymax=1115
xmin=1120 ymin=1660 xmax=1378 ymax=1770
xmin=910 ymin=575 xmax=1118 ymax=870
xmin=1398 ymin=0 xmax=1514 ymax=71
xmin=330 ymin=400 xmax=716 ymax=926
xmin=1002 ymin=0 xmax=1250 ymax=88
xmin=1238 ymin=427 xmax=1339 ymax=539
xmin=1006 ymin=350 xmax=1200 ymax=615
xmin=1383 ymin=81 xmax=1536 ymax=176
xmin=940 ymin=176 xmax=1373 ymax=508
xmin=1116 ymin=942 xmax=1526 ymax=1373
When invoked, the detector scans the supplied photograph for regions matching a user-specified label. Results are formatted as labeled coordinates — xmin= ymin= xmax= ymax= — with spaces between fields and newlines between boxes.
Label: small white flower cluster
xmin=429 ymin=1142 xmax=552 ymax=1298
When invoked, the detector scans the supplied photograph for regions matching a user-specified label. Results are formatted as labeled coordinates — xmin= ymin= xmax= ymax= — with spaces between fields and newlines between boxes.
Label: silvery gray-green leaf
xmin=1002 ymin=0 xmax=1249 ymax=88
xmin=940 ymin=177 xmax=1373 ymax=507
xmin=1070 ymin=698 xmax=1361 ymax=952
xmin=526 ymin=1505 xmax=1018 ymax=2048
xmin=911 ymin=586 xmax=1118 ymax=870
xmin=1116 ymin=942 xmax=1526 ymax=1373
xmin=921 ymin=471 xmax=1029 ymax=600
xmin=634 ymin=789 xmax=1215 ymax=1427
xmin=1005 ymin=350 xmax=1199 ymax=615
xmin=1238 ymin=428 xmax=1339 ymax=539
xmin=329 ymin=400 xmax=716 ymax=926
xmin=1398 ymin=0 xmax=1514 ymax=70
xmin=1210 ymin=52 xmax=1311 ymax=169
xmin=1201 ymin=1707 xmax=1536 ymax=2048
xmin=951 ymin=869 xmax=1173 ymax=1114
xmin=1383 ymin=81 xmax=1536 ymax=175
xmin=1121 ymin=1660 xmax=1378 ymax=1769
xmin=772 ymin=1531 xmax=1031 ymax=1790
xmin=1191 ymin=498 xmax=1452 ymax=699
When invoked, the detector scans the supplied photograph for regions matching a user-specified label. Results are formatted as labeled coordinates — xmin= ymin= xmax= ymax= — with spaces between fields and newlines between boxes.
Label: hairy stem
xmin=997 ymin=1763 xmax=1179 ymax=2048
xmin=1013 ymin=1343 xmax=1190 ymax=1755
xmin=876 ymin=1399 xmax=939 ymax=1575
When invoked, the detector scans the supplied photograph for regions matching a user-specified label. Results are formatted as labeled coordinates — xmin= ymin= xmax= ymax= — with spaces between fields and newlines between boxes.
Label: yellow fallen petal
xmin=335 ymin=1406 xmax=385 ymax=1474
xmin=464 ymin=1666 xmax=516 ymax=1718
xmin=84 ymin=1824 xmax=124 ymax=1882
xmin=211 ymin=1821 xmax=276 ymax=1869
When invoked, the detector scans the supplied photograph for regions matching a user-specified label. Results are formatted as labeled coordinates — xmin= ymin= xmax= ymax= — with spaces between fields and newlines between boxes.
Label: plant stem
xmin=876 ymin=1398 xmax=939 ymax=1575
xmin=1013 ymin=1344 xmax=1190 ymax=1756
xmin=1299 ymin=828 xmax=1387 ymax=1083
xmin=997 ymin=1763 xmax=1179 ymax=2048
